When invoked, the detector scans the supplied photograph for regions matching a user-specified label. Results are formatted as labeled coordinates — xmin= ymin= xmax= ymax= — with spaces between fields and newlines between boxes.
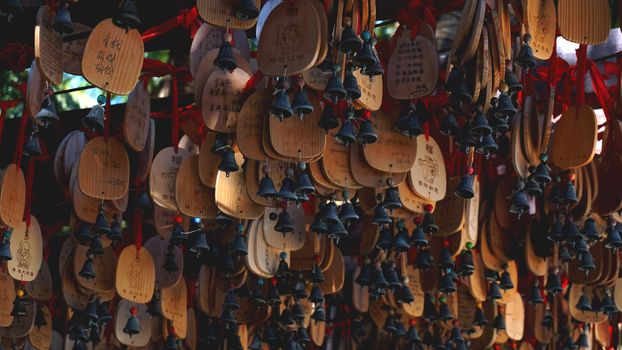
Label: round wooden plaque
xmin=526 ymin=0 xmax=556 ymax=60
xmin=78 ymin=137 xmax=130 ymax=200
xmin=215 ymin=163 xmax=264 ymax=220
xmin=201 ymin=68 xmax=250 ymax=133
xmin=149 ymin=147 xmax=191 ymax=211
xmin=176 ymin=154 xmax=218 ymax=219
xmin=123 ymin=81 xmax=151 ymax=152
xmin=503 ymin=291 xmax=525 ymax=340
xmin=82 ymin=18 xmax=144 ymax=95
xmin=8 ymin=216 xmax=43 ymax=282
xmin=116 ymin=245 xmax=156 ymax=304
xmin=353 ymin=69 xmax=383 ymax=111
xmin=26 ymin=60 xmax=46 ymax=121
xmin=262 ymin=206 xmax=306 ymax=251
xmin=0 ymin=164 xmax=26 ymax=229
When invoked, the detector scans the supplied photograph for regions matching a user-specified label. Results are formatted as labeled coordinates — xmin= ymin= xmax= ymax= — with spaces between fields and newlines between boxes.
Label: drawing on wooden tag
xmin=8 ymin=216 xmax=43 ymax=282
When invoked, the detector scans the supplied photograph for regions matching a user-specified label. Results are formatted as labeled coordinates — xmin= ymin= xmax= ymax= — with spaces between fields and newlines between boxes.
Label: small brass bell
xmin=524 ymin=177 xmax=542 ymax=197
xmin=318 ymin=104 xmax=339 ymax=132
xmin=191 ymin=229 xmax=210 ymax=255
xmin=290 ymin=302 xmax=305 ymax=324
xmin=295 ymin=163 xmax=315 ymax=194
xmin=123 ymin=306 xmax=141 ymax=337
xmin=559 ymin=245 xmax=572 ymax=263
xmin=218 ymin=147 xmax=239 ymax=176
xmin=355 ymin=32 xmax=378 ymax=71
xmin=82 ymin=103 xmax=105 ymax=134
xmin=35 ymin=96 xmax=59 ymax=127
xmin=291 ymin=82 xmax=313 ymax=119
xmin=310 ymin=208 xmax=328 ymax=235
xmin=504 ymin=67 xmax=522 ymax=93
xmin=397 ymin=279 xmax=415 ymax=304
xmin=363 ymin=56 xmax=384 ymax=79
xmin=343 ymin=66 xmax=362 ymax=100
xmin=23 ymin=126 xmax=42 ymax=157
xmin=516 ymin=34 xmax=537 ymax=70
xmin=383 ymin=262 xmax=401 ymax=290
xmin=376 ymin=226 xmax=393 ymax=251
xmin=371 ymin=265 xmax=389 ymax=291
xmin=213 ymin=32 xmax=237 ymax=71
xmin=338 ymin=190 xmax=358 ymax=222
xmin=509 ymin=186 xmax=529 ymax=219
xmin=312 ymin=305 xmax=325 ymax=321
xmin=79 ymin=255 xmax=97 ymax=280
xmin=338 ymin=17 xmax=362 ymax=54
xmin=604 ymin=220 xmax=622 ymax=249
xmin=107 ymin=215 xmax=123 ymax=242
xmin=438 ymin=246 xmax=455 ymax=270
xmin=334 ymin=117 xmax=357 ymax=146
xmin=469 ymin=109 xmax=492 ymax=137
xmin=53 ymin=2 xmax=73 ymax=35
xmin=601 ymin=291 xmax=617 ymax=314
xmin=309 ymin=284 xmax=324 ymax=303
xmin=454 ymin=173 xmax=475 ymax=199
xmin=113 ymin=0 xmax=141 ymax=29
xmin=393 ymin=222 xmax=411 ymax=252
xmin=421 ymin=205 xmax=438 ymax=234
xmin=235 ymin=0 xmax=259 ymax=20
xmin=394 ymin=104 xmax=422 ymax=138
xmin=372 ymin=201 xmax=391 ymax=225
xmin=270 ymin=78 xmax=293 ymax=120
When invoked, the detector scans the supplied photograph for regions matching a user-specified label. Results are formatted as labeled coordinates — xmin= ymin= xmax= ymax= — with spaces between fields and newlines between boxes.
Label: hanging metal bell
xmin=355 ymin=262 xmax=371 ymax=286
xmin=249 ymin=333 xmax=263 ymax=350
xmin=382 ymin=314 xmax=397 ymax=334
xmin=582 ymin=216 xmax=600 ymax=241
xmin=53 ymin=2 xmax=73 ymax=35
xmin=516 ymin=34 xmax=537 ymax=69
xmin=440 ymin=112 xmax=459 ymax=136
xmin=545 ymin=269 xmax=562 ymax=294
xmin=558 ymin=180 xmax=578 ymax=207
xmin=397 ymin=281 xmax=415 ymax=304
xmin=383 ymin=263 xmax=401 ymax=290
xmin=563 ymin=219 xmax=582 ymax=242
xmin=334 ymin=118 xmax=357 ymax=146
xmin=34 ymin=305 xmax=47 ymax=328
xmin=371 ymin=265 xmax=389 ymax=290
xmin=162 ymin=248 xmax=178 ymax=273
xmin=257 ymin=174 xmax=278 ymax=198
xmin=79 ymin=256 xmax=96 ymax=279
xmin=376 ymin=226 xmax=393 ymax=251
xmin=291 ymin=86 xmax=313 ymax=119
xmin=488 ymin=280 xmax=502 ymax=300
xmin=591 ymin=294 xmax=602 ymax=313
xmin=382 ymin=184 xmax=402 ymax=210
xmin=230 ymin=230 xmax=246 ymax=257
xmin=87 ymin=234 xmax=104 ymax=257
xmin=290 ymin=302 xmax=305 ymax=324
xmin=338 ymin=191 xmax=358 ymax=222
xmin=605 ymin=221 xmax=622 ymax=249
xmin=364 ymin=58 xmax=384 ymax=79
xmin=278 ymin=174 xmax=298 ymax=202
xmin=113 ymin=0 xmax=141 ymax=29
xmin=0 ymin=230 xmax=11 ymax=262
xmin=394 ymin=105 xmax=423 ymax=138
xmin=123 ymin=307 xmax=141 ymax=337
xmin=344 ymin=67 xmax=362 ymax=100
xmin=457 ymin=247 xmax=474 ymax=276
xmin=439 ymin=273 xmax=457 ymax=294
xmin=454 ymin=174 xmax=475 ymax=199
xmin=274 ymin=208 xmax=294 ymax=234
xmin=600 ymin=291 xmax=617 ymax=314
xmin=136 ymin=191 xmax=152 ymax=210
xmin=309 ymin=284 xmax=325 ymax=303
xmin=72 ymin=223 xmax=92 ymax=244
xmin=214 ymin=33 xmax=237 ymax=71
xmin=422 ymin=292 xmax=437 ymax=321
xmin=532 ymin=154 xmax=552 ymax=185
xmin=321 ymin=201 xmax=340 ymax=225
xmin=573 ymin=239 xmax=588 ymax=256
xmin=509 ymin=188 xmax=530 ymax=218
xmin=528 ymin=281 xmax=544 ymax=304
xmin=393 ymin=225 xmax=411 ymax=252
xmin=492 ymin=313 xmax=505 ymax=330
xmin=271 ymin=89 xmax=293 ymax=121
xmin=495 ymin=84 xmax=517 ymax=119
xmin=219 ymin=148 xmax=239 ymax=176
xmin=354 ymin=31 xmax=376 ymax=69
xmin=408 ymin=323 xmax=421 ymax=344
xmin=411 ymin=223 xmax=428 ymax=248
xmin=311 ymin=305 xmax=325 ymax=321
xmin=548 ymin=218 xmax=565 ymax=243
xmin=576 ymin=293 xmax=592 ymax=311
xmin=575 ymin=330 xmax=589 ymax=348
xmin=437 ymin=300 xmax=453 ymax=321
xmin=338 ymin=18 xmax=362 ymax=54
xmin=473 ymin=305 xmax=488 ymax=326
xmin=191 ymin=230 xmax=210 ymax=255
xmin=438 ymin=247 xmax=455 ymax=270
xmin=235 ymin=0 xmax=259 ymax=20
xmin=323 ymin=69 xmax=347 ymax=102
xmin=469 ymin=110 xmax=492 ymax=137
xmin=327 ymin=220 xmax=348 ymax=239
xmin=577 ymin=251 xmax=596 ymax=271
xmin=356 ymin=119 xmax=378 ymax=145
xmin=395 ymin=321 xmax=407 ymax=338
xmin=504 ymin=68 xmax=522 ymax=93
xmin=223 ymin=290 xmax=240 ymax=310
xmin=310 ymin=210 xmax=328 ymax=235
xmin=499 ymin=270 xmax=514 ymax=290
xmin=82 ymin=104 xmax=105 ymax=133
xmin=97 ymin=299 xmax=112 ymax=324
xmin=164 ymin=333 xmax=180 ymax=350
xmin=450 ymin=79 xmax=472 ymax=109
xmin=318 ymin=103 xmax=339 ymax=132
xmin=524 ymin=177 xmax=542 ymax=197
xmin=422 ymin=206 xmax=438 ymax=234
xmin=35 ymin=96 xmax=59 ymax=127
xmin=372 ymin=202 xmax=391 ymax=225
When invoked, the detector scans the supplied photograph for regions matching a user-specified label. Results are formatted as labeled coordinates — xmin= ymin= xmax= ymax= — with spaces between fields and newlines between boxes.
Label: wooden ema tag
xmin=73 ymin=171 xmax=120 ymax=225
xmin=78 ymin=137 xmax=130 ymax=200
xmin=487 ymin=214 xmax=511 ymax=263
xmin=503 ymin=290 xmax=524 ymax=340
xmin=184 ymin=308 xmax=197 ymax=349
xmin=397 ymin=181 xmax=433 ymax=214
xmin=82 ymin=18 xmax=144 ymax=95
xmin=64 ymin=131 xmax=87 ymax=187
xmin=153 ymin=205 xmax=189 ymax=239
xmin=480 ymin=218 xmax=504 ymax=271
xmin=402 ymin=266 xmax=424 ymax=317
xmin=161 ymin=278 xmax=188 ymax=335
xmin=353 ymin=69 xmax=383 ymax=111
xmin=387 ymin=25 xmax=438 ymax=100
xmin=0 ymin=268 xmax=15 ymax=326
xmin=236 ymin=89 xmax=271 ymax=161
xmin=321 ymin=133 xmax=362 ymax=189
xmin=352 ymin=266 xmax=370 ymax=312
xmin=198 ymin=133 xmax=221 ymax=187
xmin=466 ymin=250 xmax=488 ymax=302
xmin=511 ymin=112 xmax=530 ymax=179
xmin=34 ymin=6 xmax=63 ymax=85
xmin=62 ymin=23 xmax=91 ymax=76
xmin=449 ymin=0 xmax=478 ymax=64
xmin=114 ymin=300 xmax=151 ymax=347
xmin=269 ymin=92 xmax=326 ymax=160
xmin=291 ymin=229 xmax=326 ymax=271
xmin=0 ymin=299 xmax=35 ymax=338
xmin=526 ymin=0 xmax=556 ymax=59
xmin=190 ymin=23 xmax=250 ymax=77
xmin=569 ymin=284 xmax=608 ymax=323
xmin=215 ymin=162 xmax=264 ymax=220
xmin=8 ymin=216 xmax=43 ymax=282
xmin=319 ymin=246 xmax=344 ymax=294
xmin=457 ymin=283 xmax=478 ymax=333
xmin=25 ymin=261 xmax=52 ymax=302
xmin=123 ymin=81 xmax=150 ymax=152
xmin=410 ymin=136 xmax=447 ymax=202
xmin=26 ymin=60 xmax=46 ymax=121
xmin=197 ymin=0 xmax=260 ymax=29
xmin=363 ymin=111 xmax=417 ymax=173
xmin=302 ymin=66 xmax=330 ymax=91
xmin=431 ymin=177 xmax=465 ymax=236
xmin=0 ymin=164 xmax=26 ymax=229
xmin=349 ymin=142 xmax=407 ymax=188
xmin=150 ymin=147 xmax=191 ymax=211
xmin=262 ymin=206 xmax=306 ymax=251
xmin=201 ymin=68 xmax=250 ymax=133
xmin=559 ymin=0 xmax=610 ymax=44
xmin=525 ymin=224 xmax=547 ymax=276
xmin=257 ymin=0 xmax=320 ymax=76
xmin=551 ymin=105 xmax=598 ymax=170
xmin=28 ymin=305 xmax=52 ymax=350
xmin=251 ymin=218 xmax=289 ymax=277
xmin=176 ymin=154 xmax=218 ymax=219
xmin=144 ymin=236 xmax=183 ymax=289
xmin=464 ymin=177 xmax=480 ymax=244
xmin=116 ymin=245 xmax=156 ymax=304
xmin=62 ymin=261 xmax=89 ymax=311
xmin=73 ymin=244 xmax=116 ymax=294
xmin=245 ymin=220 xmax=267 ymax=277
xmin=494 ymin=177 xmax=520 ymax=230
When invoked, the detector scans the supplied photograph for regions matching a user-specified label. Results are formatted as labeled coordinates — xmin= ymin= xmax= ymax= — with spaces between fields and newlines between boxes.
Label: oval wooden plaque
xmin=78 ymin=137 xmax=130 ymax=200
xmin=8 ymin=216 xmax=43 ymax=282
xmin=503 ymin=291 xmax=525 ymax=340
xmin=34 ymin=6 xmax=63 ymax=85
xmin=73 ymin=244 xmax=116 ymax=294
xmin=62 ymin=23 xmax=91 ymax=76
xmin=190 ymin=23 xmax=250 ymax=77
xmin=0 ymin=164 xmax=26 ymax=229
xmin=176 ymin=154 xmax=218 ymax=219
xmin=526 ymin=0 xmax=556 ymax=60
xmin=161 ymin=278 xmax=188 ymax=329
xmin=236 ymin=89 xmax=271 ymax=161
xmin=321 ymin=134 xmax=362 ymax=189
xmin=363 ymin=111 xmax=417 ymax=173
xmin=353 ymin=69 xmax=383 ymax=111
xmin=201 ymin=68 xmax=249 ymax=133
xmin=410 ymin=136 xmax=447 ymax=202
xmin=0 ymin=299 xmax=35 ymax=338
xmin=262 ymin=206 xmax=306 ymax=251
xmin=123 ymin=81 xmax=150 ymax=152
xmin=144 ymin=235 xmax=183 ymax=289
xmin=551 ymin=105 xmax=598 ymax=170
xmin=197 ymin=0 xmax=260 ymax=29
xmin=82 ymin=18 xmax=144 ymax=95
xmin=25 ymin=260 xmax=52 ymax=301
xmin=215 ymin=164 xmax=264 ymax=220
xmin=116 ymin=245 xmax=156 ymax=304
xmin=149 ymin=147 xmax=191 ymax=211
xmin=26 ymin=60 xmax=46 ymax=121
xmin=28 ymin=305 xmax=52 ymax=350
xmin=0 ymin=267 xmax=15 ymax=327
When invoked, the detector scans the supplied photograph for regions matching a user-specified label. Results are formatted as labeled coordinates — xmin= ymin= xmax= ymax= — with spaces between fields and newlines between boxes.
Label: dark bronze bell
xmin=437 ymin=299 xmax=453 ymax=321
xmin=123 ymin=307 xmax=141 ymax=337
xmin=603 ymin=219 xmax=621 ymax=249
xmin=97 ymin=299 xmax=112 ymax=324
xmin=509 ymin=188 xmax=530 ymax=219
xmin=356 ymin=119 xmax=378 ymax=145
xmin=343 ymin=67 xmax=362 ymax=101
xmin=23 ymin=126 xmax=42 ymax=157
xmin=541 ymin=311 xmax=554 ymax=329
xmin=495 ymin=84 xmax=517 ymax=119
xmin=211 ymin=133 xmax=230 ymax=154
xmin=79 ymin=255 xmax=97 ymax=280
xmin=354 ymin=31 xmax=376 ymax=69
xmin=504 ymin=68 xmax=522 ymax=93
xmin=53 ymin=2 xmax=73 ymax=35
xmin=311 ymin=305 xmax=325 ymax=321
xmin=323 ymin=69 xmax=347 ymax=102
xmin=454 ymin=174 xmax=475 ymax=199
xmin=488 ymin=280 xmax=502 ymax=300
xmin=87 ymin=234 xmax=104 ymax=257
xmin=582 ymin=216 xmax=600 ymax=241
xmin=278 ymin=173 xmax=297 ymax=202
xmin=408 ymin=323 xmax=421 ymax=344
xmin=472 ymin=305 xmax=488 ymax=327
xmin=223 ymin=290 xmax=240 ymax=310
xmin=93 ymin=206 xmax=110 ymax=235
xmin=393 ymin=225 xmax=410 ymax=252
xmin=191 ymin=230 xmax=210 ymax=255
xmin=363 ymin=57 xmax=384 ymax=79
xmin=576 ymin=293 xmax=592 ymax=311
xmin=376 ymin=226 xmax=393 ymax=251
xmin=309 ymin=284 xmax=324 ymax=303
xmin=270 ymin=79 xmax=293 ymax=120
xmin=106 ymin=215 xmax=122 ymax=242
xmin=563 ymin=219 xmax=582 ymax=242
xmin=136 ymin=191 xmax=152 ymax=210
xmin=545 ymin=269 xmax=562 ymax=294
xmin=164 ymin=333 xmax=180 ymax=350
xmin=310 ymin=209 xmax=328 ymax=234
xmin=491 ymin=313 xmax=505 ymax=330
xmin=113 ymin=0 xmax=141 ymax=29
xmin=82 ymin=104 xmax=105 ymax=134
xmin=421 ymin=206 xmax=438 ymax=234
xmin=438 ymin=247 xmax=455 ymax=270
xmin=422 ymin=292 xmax=437 ymax=321
xmin=414 ymin=249 xmax=433 ymax=269
xmin=334 ymin=117 xmax=357 ymax=146
xmin=321 ymin=201 xmax=340 ymax=225
xmin=558 ymin=180 xmax=578 ymax=207
xmin=601 ymin=291 xmax=617 ymax=314
xmin=477 ymin=134 xmax=498 ymax=157
xmin=371 ymin=265 xmax=388 ymax=290
xmin=235 ymin=0 xmax=259 ymax=20
xmin=290 ymin=302 xmax=305 ymax=324
xmin=577 ymin=251 xmax=596 ymax=271
xmin=383 ymin=262 xmax=401 ymax=290
xmin=499 ymin=270 xmax=514 ymax=290
xmin=523 ymin=176 xmax=542 ymax=197
xmin=528 ymin=281 xmax=544 ymax=304
xmin=445 ymin=65 xmax=464 ymax=93
xmin=295 ymin=164 xmax=315 ymax=194
xmin=440 ymin=112 xmax=459 ymax=136
xmin=532 ymin=154 xmax=552 ymax=185
xmin=516 ymin=34 xmax=537 ymax=70
xmin=382 ymin=183 xmax=402 ymax=211
xmin=559 ymin=245 xmax=572 ymax=263
xmin=318 ymin=104 xmax=339 ymax=132
xmin=469 ymin=109 xmax=492 ymax=137
xmin=257 ymin=174 xmax=278 ymax=198
xmin=547 ymin=218 xmax=564 ymax=243
xmin=438 ymin=273 xmax=456 ymax=294
xmin=162 ymin=248 xmax=178 ymax=273
xmin=249 ymin=333 xmax=263 ymax=350
xmin=394 ymin=104 xmax=422 ymax=138
xmin=397 ymin=281 xmax=415 ymax=304
xmin=219 ymin=148 xmax=239 ymax=177
xmin=449 ymin=79 xmax=472 ymax=109
xmin=382 ymin=314 xmax=397 ymax=334
xmin=214 ymin=33 xmax=237 ymax=71
xmin=292 ymin=276 xmax=308 ymax=301
xmin=35 ymin=96 xmax=59 ymax=127
xmin=297 ymin=327 xmax=310 ymax=346
xmin=327 ymin=220 xmax=348 ymax=239
xmin=372 ymin=201 xmax=391 ymax=225
xmin=575 ymin=330 xmax=589 ymax=348
xmin=338 ymin=18 xmax=362 ymax=54
xmin=73 ymin=223 xmax=92 ymax=245
xmin=230 ymin=229 xmax=246 ymax=256
xmin=291 ymin=86 xmax=313 ymax=119
xmin=410 ymin=223 xmax=428 ymax=248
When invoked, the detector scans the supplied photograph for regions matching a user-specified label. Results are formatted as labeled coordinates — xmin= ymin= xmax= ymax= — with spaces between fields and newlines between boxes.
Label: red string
xmin=547 ymin=41 xmax=558 ymax=87
xmin=104 ymin=92 xmax=111 ymax=141
xmin=575 ymin=44 xmax=588 ymax=106
xmin=133 ymin=208 xmax=143 ymax=251
xmin=141 ymin=7 xmax=199 ymax=43
xmin=242 ymin=71 xmax=265 ymax=93
xmin=172 ymin=74 xmax=179 ymax=153
xmin=587 ymin=60 xmax=613 ymax=122
xmin=23 ymin=157 xmax=34 ymax=226
xmin=396 ymin=0 xmax=437 ymax=40
xmin=12 ymin=105 xmax=29 ymax=165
